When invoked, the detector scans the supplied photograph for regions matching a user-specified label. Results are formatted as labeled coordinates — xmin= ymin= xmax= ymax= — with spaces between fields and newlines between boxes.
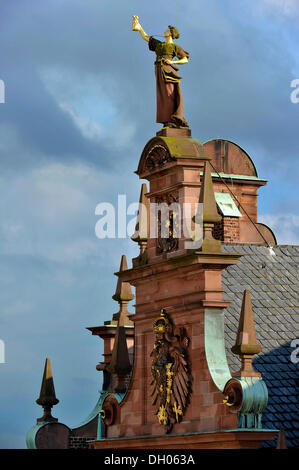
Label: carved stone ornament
xmin=145 ymin=144 xmax=172 ymax=171
xmin=150 ymin=309 xmax=192 ymax=433
xmin=100 ymin=395 xmax=120 ymax=426
xmin=156 ymin=193 xmax=179 ymax=254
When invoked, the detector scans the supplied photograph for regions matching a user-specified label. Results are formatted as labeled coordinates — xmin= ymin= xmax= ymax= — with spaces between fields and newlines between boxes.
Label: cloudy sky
xmin=0 ymin=0 xmax=298 ymax=448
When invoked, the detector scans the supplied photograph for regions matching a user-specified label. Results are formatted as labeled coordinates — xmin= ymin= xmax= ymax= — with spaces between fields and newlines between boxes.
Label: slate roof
xmin=222 ymin=243 xmax=299 ymax=448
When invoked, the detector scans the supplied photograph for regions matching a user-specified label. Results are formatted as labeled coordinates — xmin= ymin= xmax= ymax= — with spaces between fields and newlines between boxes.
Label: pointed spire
xmin=106 ymin=321 xmax=132 ymax=393
xmin=231 ymin=290 xmax=262 ymax=377
xmin=131 ymin=183 xmax=149 ymax=243
xmin=108 ymin=326 xmax=130 ymax=372
xmin=194 ymin=161 xmax=221 ymax=252
xmin=112 ymin=255 xmax=134 ymax=303
xmin=105 ymin=255 xmax=133 ymax=392
xmin=199 ymin=161 xmax=221 ymax=225
xmin=108 ymin=255 xmax=134 ymax=326
xmin=36 ymin=358 xmax=59 ymax=422
xmin=131 ymin=184 xmax=149 ymax=266
xmin=276 ymin=429 xmax=288 ymax=449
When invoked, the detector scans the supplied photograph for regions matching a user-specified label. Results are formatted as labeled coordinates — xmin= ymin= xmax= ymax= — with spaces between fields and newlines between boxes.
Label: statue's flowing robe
xmin=149 ymin=37 xmax=189 ymax=125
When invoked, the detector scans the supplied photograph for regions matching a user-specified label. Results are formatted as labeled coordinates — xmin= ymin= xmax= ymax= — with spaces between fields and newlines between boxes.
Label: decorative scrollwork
xmin=145 ymin=145 xmax=172 ymax=170
xmin=222 ymin=379 xmax=243 ymax=410
xmin=156 ymin=193 xmax=179 ymax=254
xmin=100 ymin=396 xmax=120 ymax=426
xmin=150 ymin=309 xmax=192 ymax=433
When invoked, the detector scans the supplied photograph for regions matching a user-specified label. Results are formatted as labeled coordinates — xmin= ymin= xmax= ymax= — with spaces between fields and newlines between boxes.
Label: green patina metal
xmin=26 ymin=422 xmax=49 ymax=449
xmin=71 ymin=391 xmax=108 ymax=432
xmin=204 ymin=309 xmax=232 ymax=391
xmin=69 ymin=390 xmax=125 ymax=439
xmin=214 ymin=192 xmax=242 ymax=217
xmin=235 ymin=377 xmax=268 ymax=429
xmin=207 ymin=172 xmax=268 ymax=182
xmin=26 ymin=390 xmax=126 ymax=447
xmin=204 ymin=308 xmax=269 ymax=430
xmin=26 ymin=421 xmax=72 ymax=449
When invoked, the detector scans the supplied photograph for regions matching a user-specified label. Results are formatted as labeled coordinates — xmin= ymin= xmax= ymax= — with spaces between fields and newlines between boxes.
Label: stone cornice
xmin=115 ymin=250 xmax=242 ymax=285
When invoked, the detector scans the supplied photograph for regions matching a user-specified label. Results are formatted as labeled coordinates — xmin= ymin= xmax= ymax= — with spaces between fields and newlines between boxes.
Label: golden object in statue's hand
xmin=132 ymin=15 xmax=140 ymax=31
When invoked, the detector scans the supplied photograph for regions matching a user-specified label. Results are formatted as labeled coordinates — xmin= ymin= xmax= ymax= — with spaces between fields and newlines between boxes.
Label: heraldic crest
xmin=150 ymin=309 xmax=192 ymax=433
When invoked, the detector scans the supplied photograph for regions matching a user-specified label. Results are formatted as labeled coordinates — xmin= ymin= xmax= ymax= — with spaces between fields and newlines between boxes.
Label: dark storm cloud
xmin=0 ymin=1 xmax=154 ymax=170
xmin=0 ymin=65 xmax=103 ymax=165
xmin=0 ymin=0 xmax=298 ymax=178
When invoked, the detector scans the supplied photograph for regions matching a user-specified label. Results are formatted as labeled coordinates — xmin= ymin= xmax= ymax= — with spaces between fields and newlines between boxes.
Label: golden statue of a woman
xmin=132 ymin=16 xmax=189 ymax=129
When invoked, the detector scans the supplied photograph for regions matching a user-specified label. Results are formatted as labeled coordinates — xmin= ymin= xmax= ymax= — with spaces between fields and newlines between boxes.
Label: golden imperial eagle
xmin=150 ymin=309 xmax=192 ymax=433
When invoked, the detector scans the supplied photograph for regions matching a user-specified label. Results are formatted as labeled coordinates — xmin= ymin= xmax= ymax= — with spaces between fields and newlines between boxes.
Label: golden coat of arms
xmin=150 ymin=309 xmax=192 ymax=433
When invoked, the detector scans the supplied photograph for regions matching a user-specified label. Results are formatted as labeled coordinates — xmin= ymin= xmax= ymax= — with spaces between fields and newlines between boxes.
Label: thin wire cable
xmin=208 ymin=161 xmax=271 ymax=248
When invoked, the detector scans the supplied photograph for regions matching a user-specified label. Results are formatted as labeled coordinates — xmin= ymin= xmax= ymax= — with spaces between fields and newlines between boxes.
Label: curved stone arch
xmin=255 ymin=222 xmax=277 ymax=246
xmin=136 ymin=136 xmax=208 ymax=178
xmin=203 ymin=139 xmax=258 ymax=177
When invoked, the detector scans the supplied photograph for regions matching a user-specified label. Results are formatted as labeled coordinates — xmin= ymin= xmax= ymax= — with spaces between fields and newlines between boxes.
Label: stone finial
xmin=106 ymin=321 xmax=132 ymax=393
xmin=196 ymin=161 xmax=221 ymax=252
xmin=109 ymin=255 xmax=134 ymax=326
xmin=112 ymin=255 xmax=134 ymax=303
xmin=36 ymin=358 xmax=59 ymax=422
xmin=199 ymin=162 xmax=221 ymax=223
xmin=131 ymin=183 xmax=149 ymax=266
xmin=231 ymin=289 xmax=262 ymax=377
xmin=276 ymin=429 xmax=288 ymax=449
xmin=131 ymin=183 xmax=149 ymax=244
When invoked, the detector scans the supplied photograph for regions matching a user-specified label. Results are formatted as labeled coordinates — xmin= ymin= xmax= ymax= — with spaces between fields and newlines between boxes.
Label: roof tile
xmin=222 ymin=243 xmax=299 ymax=448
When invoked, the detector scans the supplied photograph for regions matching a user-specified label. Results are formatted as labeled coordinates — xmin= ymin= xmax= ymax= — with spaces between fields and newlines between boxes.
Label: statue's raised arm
xmin=132 ymin=16 xmax=149 ymax=42
xmin=132 ymin=16 xmax=189 ymax=129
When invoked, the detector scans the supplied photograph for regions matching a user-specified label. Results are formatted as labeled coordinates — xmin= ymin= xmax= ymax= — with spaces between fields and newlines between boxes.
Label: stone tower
xmin=90 ymin=128 xmax=276 ymax=449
